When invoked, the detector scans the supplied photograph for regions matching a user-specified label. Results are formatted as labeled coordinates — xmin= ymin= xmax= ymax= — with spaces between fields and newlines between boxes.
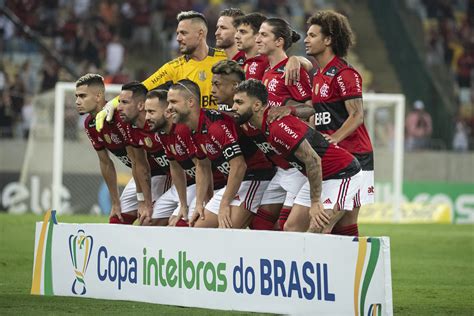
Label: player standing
xmin=215 ymin=8 xmax=245 ymax=63
xmin=270 ymin=11 xmax=374 ymax=236
xmin=95 ymin=10 xmax=227 ymax=131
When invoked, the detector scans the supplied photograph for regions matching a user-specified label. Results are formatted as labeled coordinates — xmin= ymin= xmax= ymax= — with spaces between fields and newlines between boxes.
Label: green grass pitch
xmin=0 ymin=213 xmax=473 ymax=315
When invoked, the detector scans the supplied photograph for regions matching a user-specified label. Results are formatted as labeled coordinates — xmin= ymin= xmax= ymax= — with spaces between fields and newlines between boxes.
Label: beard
xmin=179 ymin=43 xmax=197 ymax=55
xmin=147 ymin=117 xmax=167 ymax=132
xmin=173 ymin=111 xmax=189 ymax=124
xmin=235 ymin=109 xmax=253 ymax=125
xmin=216 ymin=38 xmax=234 ymax=49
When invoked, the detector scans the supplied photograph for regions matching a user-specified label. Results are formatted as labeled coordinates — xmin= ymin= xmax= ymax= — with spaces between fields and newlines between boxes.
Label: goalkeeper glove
xmin=95 ymin=99 xmax=117 ymax=132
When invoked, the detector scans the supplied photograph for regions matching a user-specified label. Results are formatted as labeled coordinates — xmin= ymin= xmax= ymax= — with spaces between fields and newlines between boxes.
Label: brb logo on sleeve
xmin=69 ymin=230 xmax=94 ymax=295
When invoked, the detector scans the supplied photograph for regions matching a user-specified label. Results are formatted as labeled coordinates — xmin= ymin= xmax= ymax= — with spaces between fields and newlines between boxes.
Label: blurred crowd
xmin=406 ymin=0 xmax=473 ymax=151
xmin=0 ymin=0 xmax=336 ymax=139
xmin=1 ymin=0 xmax=471 ymax=151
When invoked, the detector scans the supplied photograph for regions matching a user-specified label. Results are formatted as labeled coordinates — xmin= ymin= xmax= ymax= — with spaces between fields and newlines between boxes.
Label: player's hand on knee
xmin=168 ymin=215 xmax=178 ymax=226
xmin=190 ymin=204 xmax=205 ymax=227
xmin=308 ymin=202 xmax=329 ymax=232
xmin=218 ymin=205 xmax=232 ymax=228
xmin=110 ymin=204 xmax=123 ymax=222
xmin=95 ymin=100 xmax=115 ymax=132
xmin=177 ymin=205 xmax=189 ymax=223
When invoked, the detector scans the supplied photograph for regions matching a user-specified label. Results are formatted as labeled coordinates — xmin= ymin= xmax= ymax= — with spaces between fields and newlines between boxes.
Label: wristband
xmin=290 ymin=107 xmax=297 ymax=116
xmin=136 ymin=192 xmax=145 ymax=202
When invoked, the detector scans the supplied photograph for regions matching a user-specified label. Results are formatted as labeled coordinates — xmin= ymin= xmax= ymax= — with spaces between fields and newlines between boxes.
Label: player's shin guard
xmin=250 ymin=208 xmax=277 ymax=230
xmin=109 ymin=213 xmax=136 ymax=225
xmin=278 ymin=208 xmax=291 ymax=231
xmin=332 ymin=223 xmax=359 ymax=236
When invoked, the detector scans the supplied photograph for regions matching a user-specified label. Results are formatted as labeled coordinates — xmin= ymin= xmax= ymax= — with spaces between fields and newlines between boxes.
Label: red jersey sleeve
xmin=208 ymin=119 xmax=242 ymax=161
xmin=84 ymin=117 xmax=104 ymax=151
xmin=269 ymin=116 xmax=307 ymax=157
xmin=334 ymin=68 xmax=363 ymax=100
xmin=287 ymin=69 xmax=312 ymax=102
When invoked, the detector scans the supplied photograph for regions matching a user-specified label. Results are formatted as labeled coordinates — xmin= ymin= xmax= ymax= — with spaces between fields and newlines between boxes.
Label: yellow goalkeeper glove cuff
xmin=95 ymin=98 xmax=119 ymax=132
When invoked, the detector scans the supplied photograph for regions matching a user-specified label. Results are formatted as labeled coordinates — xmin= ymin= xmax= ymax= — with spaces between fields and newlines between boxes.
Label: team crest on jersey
xmin=320 ymin=83 xmax=330 ymax=98
xmin=144 ymin=137 xmax=153 ymax=148
xmin=267 ymin=78 xmax=278 ymax=93
xmin=175 ymin=143 xmax=185 ymax=156
xmin=104 ymin=134 xmax=111 ymax=144
xmin=110 ymin=133 xmax=121 ymax=144
xmin=198 ymin=71 xmax=206 ymax=81
xmin=248 ymin=62 xmax=257 ymax=75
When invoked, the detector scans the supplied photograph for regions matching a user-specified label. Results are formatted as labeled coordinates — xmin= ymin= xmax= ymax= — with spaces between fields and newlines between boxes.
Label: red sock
xmin=278 ymin=208 xmax=291 ymax=231
xmin=332 ymin=224 xmax=359 ymax=236
xmin=250 ymin=208 xmax=278 ymax=230
xmin=109 ymin=213 xmax=136 ymax=225
xmin=176 ymin=219 xmax=189 ymax=227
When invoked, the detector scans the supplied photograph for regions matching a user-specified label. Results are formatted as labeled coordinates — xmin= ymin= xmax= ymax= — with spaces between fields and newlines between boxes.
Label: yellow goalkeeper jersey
xmin=142 ymin=47 xmax=226 ymax=109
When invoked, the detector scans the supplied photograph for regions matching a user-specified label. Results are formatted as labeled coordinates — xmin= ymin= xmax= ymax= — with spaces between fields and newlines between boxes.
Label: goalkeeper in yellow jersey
xmin=95 ymin=10 xmax=227 ymax=132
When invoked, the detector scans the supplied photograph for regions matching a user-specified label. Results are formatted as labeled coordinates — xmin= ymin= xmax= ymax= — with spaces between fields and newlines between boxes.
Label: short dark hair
xmin=264 ymin=18 xmax=300 ymax=50
xmin=76 ymin=73 xmax=104 ymax=89
xmin=170 ymin=79 xmax=201 ymax=103
xmin=146 ymin=89 xmax=168 ymax=106
xmin=211 ymin=60 xmax=245 ymax=82
xmin=177 ymin=10 xmax=208 ymax=27
xmin=235 ymin=79 xmax=267 ymax=105
xmin=233 ymin=12 xmax=267 ymax=34
xmin=122 ymin=81 xmax=148 ymax=100
xmin=307 ymin=10 xmax=354 ymax=57
xmin=219 ymin=8 xmax=244 ymax=19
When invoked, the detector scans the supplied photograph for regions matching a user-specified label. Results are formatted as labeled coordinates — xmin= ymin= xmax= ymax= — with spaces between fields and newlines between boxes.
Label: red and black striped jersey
xmin=262 ymin=57 xmax=312 ymax=108
xmin=232 ymin=50 xmax=246 ymax=67
xmin=243 ymin=54 xmax=269 ymax=80
xmin=262 ymin=108 xmax=360 ymax=180
xmin=158 ymin=123 xmax=225 ymax=189
xmin=193 ymin=109 xmax=275 ymax=181
xmin=123 ymin=121 xmax=170 ymax=176
xmin=84 ymin=111 xmax=132 ymax=167
xmin=240 ymin=122 xmax=291 ymax=170
xmin=312 ymin=56 xmax=373 ymax=165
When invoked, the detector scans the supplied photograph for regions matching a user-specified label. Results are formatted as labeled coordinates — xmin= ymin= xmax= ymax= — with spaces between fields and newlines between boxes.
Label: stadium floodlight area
xmin=20 ymin=83 xmax=412 ymax=221
xmin=32 ymin=210 xmax=393 ymax=314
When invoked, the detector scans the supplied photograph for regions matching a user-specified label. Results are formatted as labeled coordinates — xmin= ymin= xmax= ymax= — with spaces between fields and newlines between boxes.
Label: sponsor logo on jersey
xmin=325 ymin=66 xmax=337 ymax=77
xmin=315 ymin=112 xmax=331 ymax=125
xmin=220 ymin=124 xmax=236 ymax=143
xmin=320 ymin=83 xmax=329 ymax=98
xmin=104 ymin=134 xmax=112 ymax=144
xmin=313 ymin=83 xmax=320 ymax=96
xmin=295 ymin=81 xmax=307 ymax=97
xmin=336 ymin=75 xmax=346 ymax=95
xmin=273 ymin=136 xmax=291 ymax=150
xmin=278 ymin=122 xmax=299 ymax=139
xmin=144 ymin=137 xmax=153 ymax=148
xmin=198 ymin=71 xmax=206 ymax=81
